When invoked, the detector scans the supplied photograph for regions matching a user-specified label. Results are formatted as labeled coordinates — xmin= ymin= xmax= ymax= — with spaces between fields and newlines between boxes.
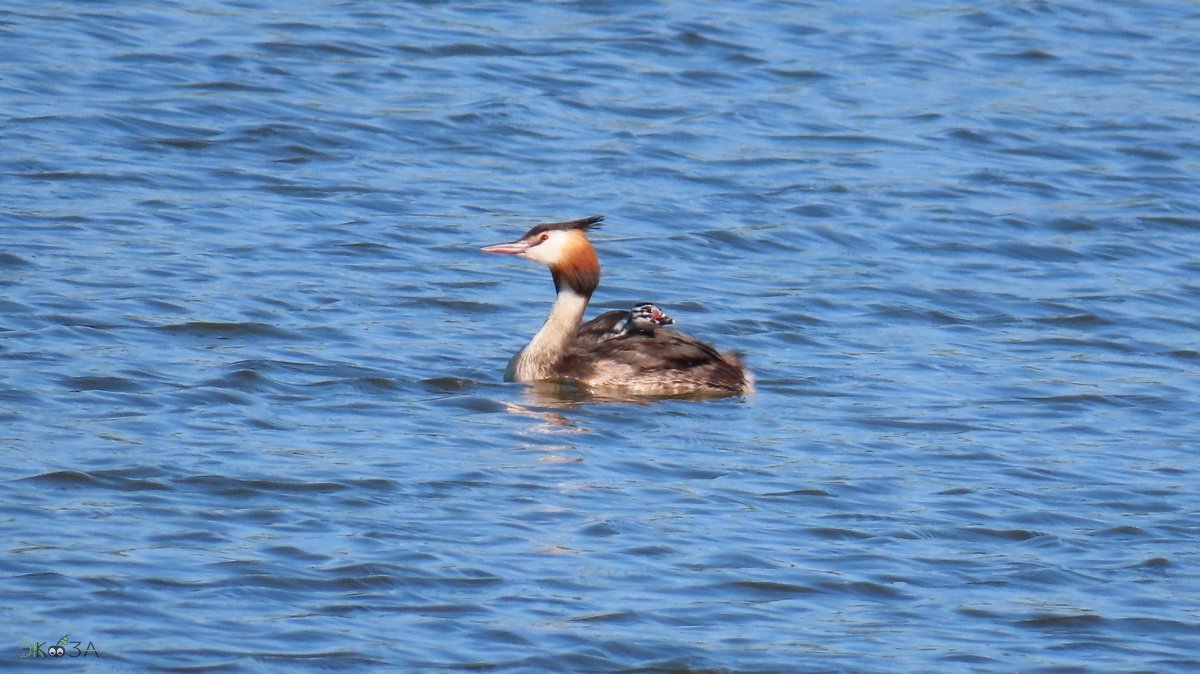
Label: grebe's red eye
xmin=538 ymin=233 xmax=549 ymax=244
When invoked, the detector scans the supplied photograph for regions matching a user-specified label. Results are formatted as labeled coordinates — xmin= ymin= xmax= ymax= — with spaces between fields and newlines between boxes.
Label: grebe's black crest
xmin=520 ymin=215 xmax=603 ymax=240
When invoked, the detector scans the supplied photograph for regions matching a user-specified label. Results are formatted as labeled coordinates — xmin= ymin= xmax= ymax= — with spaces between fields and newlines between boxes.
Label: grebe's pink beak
xmin=481 ymin=240 xmax=529 ymax=255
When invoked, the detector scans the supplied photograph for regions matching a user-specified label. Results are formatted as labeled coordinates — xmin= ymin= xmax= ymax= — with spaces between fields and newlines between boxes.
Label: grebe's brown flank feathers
xmin=559 ymin=330 xmax=749 ymax=394
xmin=520 ymin=215 xmax=603 ymax=241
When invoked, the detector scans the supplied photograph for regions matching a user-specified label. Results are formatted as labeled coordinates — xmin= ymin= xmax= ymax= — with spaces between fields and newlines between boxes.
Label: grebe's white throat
xmin=505 ymin=287 xmax=589 ymax=382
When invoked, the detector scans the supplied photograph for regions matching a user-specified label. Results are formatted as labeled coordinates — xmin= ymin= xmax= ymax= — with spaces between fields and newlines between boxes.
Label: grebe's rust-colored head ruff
xmin=481 ymin=215 xmax=602 ymax=297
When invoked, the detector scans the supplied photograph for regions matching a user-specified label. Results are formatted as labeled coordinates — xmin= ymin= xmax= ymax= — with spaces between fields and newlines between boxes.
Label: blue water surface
xmin=2 ymin=1 xmax=1199 ymax=671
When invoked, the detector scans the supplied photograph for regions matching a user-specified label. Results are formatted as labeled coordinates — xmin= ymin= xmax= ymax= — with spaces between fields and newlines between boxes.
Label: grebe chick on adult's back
xmin=584 ymin=302 xmax=674 ymax=344
xmin=481 ymin=216 xmax=752 ymax=396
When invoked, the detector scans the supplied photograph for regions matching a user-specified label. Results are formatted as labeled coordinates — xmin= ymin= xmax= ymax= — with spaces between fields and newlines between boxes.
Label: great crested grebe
xmin=610 ymin=302 xmax=674 ymax=339
xmin=589 ymin=302 xmax=674 ymax=343
xmin=481 ymin=215 xmax=752 ymax=396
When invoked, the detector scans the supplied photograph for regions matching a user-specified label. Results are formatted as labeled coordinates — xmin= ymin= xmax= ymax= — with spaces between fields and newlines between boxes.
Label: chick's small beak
xmin=481 ymin=240 xmax=529 ymax=255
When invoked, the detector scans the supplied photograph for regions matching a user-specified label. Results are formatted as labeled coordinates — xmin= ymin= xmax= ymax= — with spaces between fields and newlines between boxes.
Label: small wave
xmin=815 ymin=579 xmax=914 ymax=600
xmin=0 ymin=252 xmax=32 ymax=267
xmin=20 ymin=469 xmax=172 ymax=492
xmin=1017 ymin=612 xmax=1105 ymax=629
xmin=420 ymin=376 xmax=480 ymax=392
xmin=961 ymin=526 xmax=1046 ymax=541
xmin=62 ymin=375 xmax=146 ymax=392
xmin=176 ymin=475 xmax=351 ymax=497
xmin=729 ymin=580 xmax=818 ymax=596
xmin=154 ymin=321 xmax=298 ymax=339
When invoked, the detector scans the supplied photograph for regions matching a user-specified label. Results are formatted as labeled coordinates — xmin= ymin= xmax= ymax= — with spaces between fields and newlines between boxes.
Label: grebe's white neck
xmin=505 ymin=286 xmax=590 ymax=382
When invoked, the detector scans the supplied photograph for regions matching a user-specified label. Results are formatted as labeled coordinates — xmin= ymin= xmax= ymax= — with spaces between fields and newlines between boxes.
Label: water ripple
xmin=3 ymin=1 xmax=1200 ymax=672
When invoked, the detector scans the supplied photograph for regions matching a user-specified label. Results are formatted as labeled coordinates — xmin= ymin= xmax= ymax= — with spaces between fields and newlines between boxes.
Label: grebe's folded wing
xmin=623 ymin=331 xmax=728 ymax=368
xmin=561 ymin=330 xmax=747 ymax=393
